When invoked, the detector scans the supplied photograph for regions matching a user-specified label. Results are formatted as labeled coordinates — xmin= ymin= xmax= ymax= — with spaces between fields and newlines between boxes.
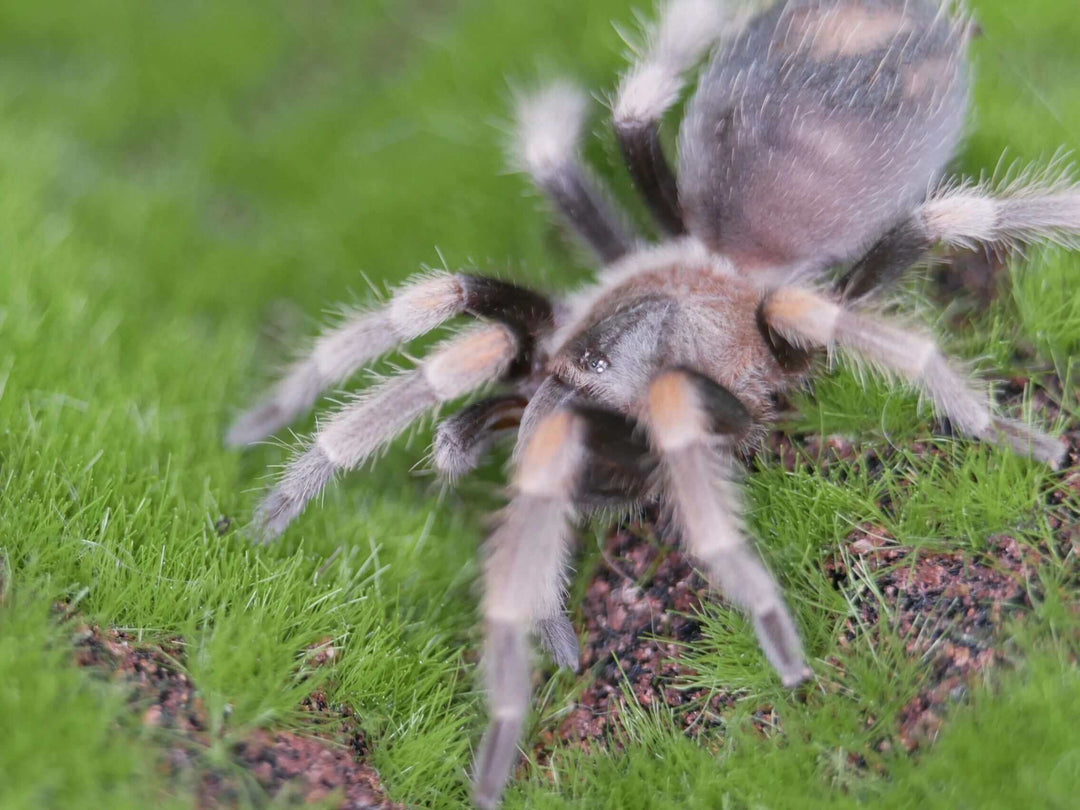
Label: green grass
xmin=0 ymin=0 xmax=1077 ymax=808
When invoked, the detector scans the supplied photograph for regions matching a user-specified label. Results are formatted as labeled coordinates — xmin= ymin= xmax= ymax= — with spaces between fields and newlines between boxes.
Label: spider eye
xmin=579 ymin=349 xmax=610 ymax=374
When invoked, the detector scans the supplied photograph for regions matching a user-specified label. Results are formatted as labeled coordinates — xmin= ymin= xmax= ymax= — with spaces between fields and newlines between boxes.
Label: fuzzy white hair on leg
xmin=512 ymin=82 xmax=589 ymax=182
xmin=227 ymin=272 xmax=467 ymax=447
xmin=614 ymin=0 xmax=730 ymax=126
xmin=511 ymin=81 xmax=637 ymax=263
xmin=762 ymin=287 xmax=1069 ymax=468
xmin=923 ymin=163 xmax=1080 ymax=250
xmin=252 ymin=325 xmax=518 ymax=542
xmin=431 ymin=396 xmax=526 ymax=481
xmin=475 ymin=410 xmax=587 ymax=809
xmin=432 ymin=422 xmax=487 ymax=481
xmin=644 ymin=370 xmax=810 ymax=687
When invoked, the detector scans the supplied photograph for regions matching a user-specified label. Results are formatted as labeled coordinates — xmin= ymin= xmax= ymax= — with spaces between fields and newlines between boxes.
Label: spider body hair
xmin=680 ymin=0 xmax=971 ymax=276
xmin=227 ymin=2 xmax=1078 ymax=807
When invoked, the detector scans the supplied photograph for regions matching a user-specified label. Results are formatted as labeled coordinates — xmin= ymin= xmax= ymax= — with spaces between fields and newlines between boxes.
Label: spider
xmin=227 ymin=1 xmax=1078 ymax=806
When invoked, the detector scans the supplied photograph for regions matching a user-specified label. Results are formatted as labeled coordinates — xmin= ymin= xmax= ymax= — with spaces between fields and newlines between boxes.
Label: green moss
xmin=0 ymin=1 xmax=1076 ymax=807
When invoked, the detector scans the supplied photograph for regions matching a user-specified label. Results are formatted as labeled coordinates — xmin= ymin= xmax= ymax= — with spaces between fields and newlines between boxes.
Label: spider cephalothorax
xmin=227 ymin=1 xmax=1078 ymax=806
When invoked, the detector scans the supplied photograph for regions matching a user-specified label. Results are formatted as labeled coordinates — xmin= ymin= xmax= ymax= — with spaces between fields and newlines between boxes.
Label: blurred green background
xmin=0 ymin=1 xmax=1077 ymax=808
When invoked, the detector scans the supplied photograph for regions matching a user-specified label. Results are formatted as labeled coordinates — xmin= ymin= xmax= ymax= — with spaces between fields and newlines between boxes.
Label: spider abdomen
xmin=680 ymin=0 xmax=970 ymax=273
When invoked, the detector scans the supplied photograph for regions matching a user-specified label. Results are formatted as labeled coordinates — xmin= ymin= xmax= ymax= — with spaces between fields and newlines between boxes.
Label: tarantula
xmin=227 ymin=1 xmax=1079 ymax=806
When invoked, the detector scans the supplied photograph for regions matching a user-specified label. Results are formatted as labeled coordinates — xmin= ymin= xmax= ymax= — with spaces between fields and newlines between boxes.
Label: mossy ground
xmin=0 ymin=1 xmax=1077 ymax=808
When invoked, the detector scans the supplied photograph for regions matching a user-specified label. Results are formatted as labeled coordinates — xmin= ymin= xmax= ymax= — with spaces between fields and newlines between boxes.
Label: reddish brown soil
xmin=70 ymin=623 xmax=401 ymax=809
xmin=825 ymin=527 xmax=1050 ymax=751
xmin=534 ymin=525 xmax=731 ymax=756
